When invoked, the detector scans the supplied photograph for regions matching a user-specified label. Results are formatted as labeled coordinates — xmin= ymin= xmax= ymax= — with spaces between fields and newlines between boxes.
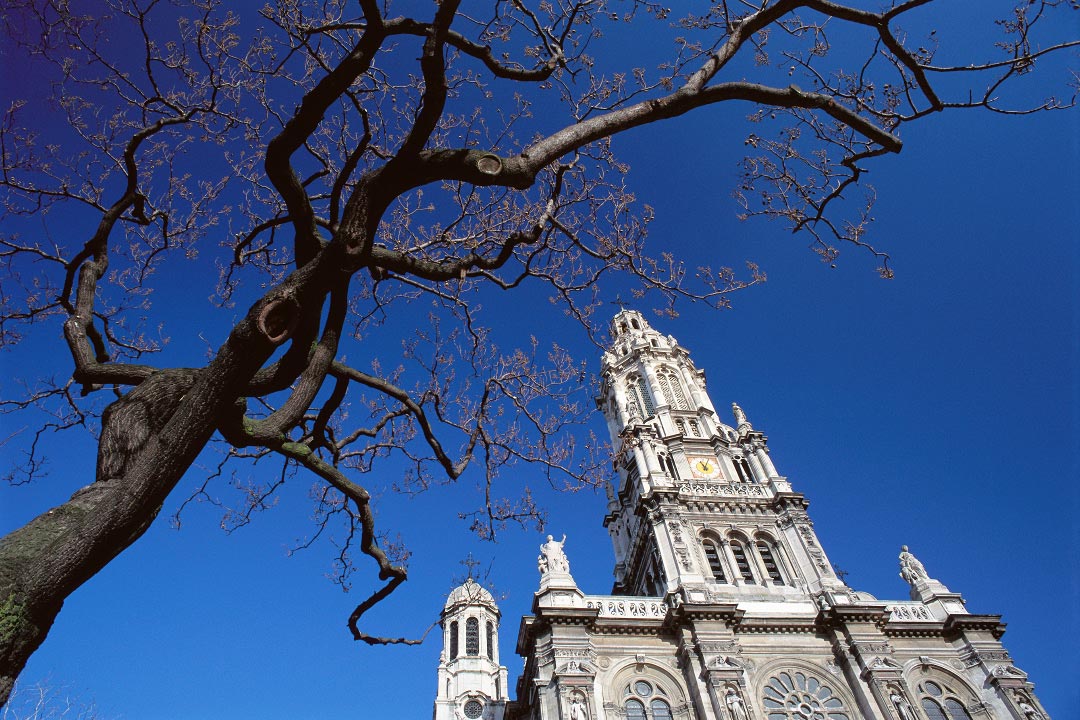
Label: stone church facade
xmin=434 ymin=310 xmax=1049 ymax=720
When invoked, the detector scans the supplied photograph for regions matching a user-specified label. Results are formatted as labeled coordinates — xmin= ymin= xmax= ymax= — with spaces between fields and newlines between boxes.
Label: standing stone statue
xmin=569 ymin=696 xmax=588 ymax=720
xmin=1017 ymin=700 xmax=1043 ymax=720
xmin=889 ymin=687 xmax=915 ymax=720
xmin=732 ymin=402 xmax=750 ymax=429
xmin=898 ymin=545 xmax=928 ymax=586
xmin=724 ymin=687 xmax=749 ymax=720
xmin=539 ymin=534 xmax=570 ymax=574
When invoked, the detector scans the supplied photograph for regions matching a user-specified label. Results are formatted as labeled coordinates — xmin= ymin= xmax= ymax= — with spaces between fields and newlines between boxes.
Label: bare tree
xmin=0 ymin=0 xmax=1075 ymax=704
xmin=1 ymin=681 xmax=106 ymax=720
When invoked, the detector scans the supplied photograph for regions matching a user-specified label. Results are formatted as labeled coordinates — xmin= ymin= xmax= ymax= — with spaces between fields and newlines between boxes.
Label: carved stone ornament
xmin=557 ymin=659 xmax=594 ymax=675
xmin=849 ymin=641 xmax=892 ymax=656
xmin=992 ymin=664 xmax=1026 ymax=678
xmin=713 ymin=655 xmax=742 ymax=668
xmin=889 ymin=604 xmax=932 ymax=621
xmin=676 ymin=481 xmax=767 ymax=498
xmin=597 ymin=656 xmax=611 ymax=669
xmin=699 ymin=641 xmax=740 ymax=654
xmin=870 ymin=656 xmax=902 ymax=670
xmin=555 ymin=648 xmax=596 ymax=659
xmin=960 ymin=648 xmax=1010 ymax=668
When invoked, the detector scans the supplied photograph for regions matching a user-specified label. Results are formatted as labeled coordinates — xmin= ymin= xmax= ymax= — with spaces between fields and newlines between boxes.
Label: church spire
xmin=596 ymin=310 xmax=845 ymax=598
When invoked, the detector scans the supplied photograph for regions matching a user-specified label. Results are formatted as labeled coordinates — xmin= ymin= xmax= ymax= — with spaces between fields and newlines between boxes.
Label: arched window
xmin=921 ymin=699 xmax=948 ymax=720
xmin=449 ymin=621 xmax=459 ymax=659
xmin=637 ymin=377 xmax=655 ymax=416
xmin=917 ymin=680 xmax=974 ymax=720
xmin=657 ymin=370 xmax=689 ymax=410
xmin=486 ymin=621 xmax=495 ymax=660
xmin=662 ymin=454 xmax=679 ymax=481
xmin=762 ymin=670 xmax=850 ymax=719
xmin=631 ymin=319 xmax=640 ymax=329
xmin=650 ymin=699 xmax=672 ymax=720
xmin=622 ymin=680 xmax=672 ymax=720
xmin=944 ymin=699 xmax=974 ymax=720
xmin=658 ymin=373 xmax=675 ymax=408
xmin=703 ymin=538 xmax=727 ymax=583
xmin=756 ymin=540 xmax=784 ymax=585
xmin=730 ymin=539 xmax=755 ymax=582
xmin=465 ymin=617 xmax=479 ymax=655
xmin=734 ymin=456 xmax=753 ymax=482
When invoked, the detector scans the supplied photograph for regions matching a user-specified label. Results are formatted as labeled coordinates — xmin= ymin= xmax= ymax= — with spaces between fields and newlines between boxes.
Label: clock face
xmin=689 ymin=456 xmax=721 ymax=479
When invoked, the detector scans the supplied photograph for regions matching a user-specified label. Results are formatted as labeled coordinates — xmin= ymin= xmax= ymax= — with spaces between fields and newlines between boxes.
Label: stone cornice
xmin=669 ymin=601 xmax=743 ymax=625
xmin=944 ymin=614 xmax=1007 ymax=640
xmin=821 ymin=603 xmax=892 ymax=629
xmin=733 ymin=615 xmax=821 ymax=634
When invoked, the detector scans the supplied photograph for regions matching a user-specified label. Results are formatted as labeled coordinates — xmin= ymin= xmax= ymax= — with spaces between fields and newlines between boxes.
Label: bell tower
xmin=433 ymin=578 xmax=509 ymax=720
xmin=596 ymin=309 xmax=847 ymax=602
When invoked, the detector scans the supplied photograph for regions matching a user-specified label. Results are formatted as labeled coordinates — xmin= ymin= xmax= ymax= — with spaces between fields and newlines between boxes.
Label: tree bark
xmin=0 ymin=257 xmax=332 ymax=704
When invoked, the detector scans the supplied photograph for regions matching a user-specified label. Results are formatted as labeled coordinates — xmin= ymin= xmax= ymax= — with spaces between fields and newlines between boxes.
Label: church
xmin=431 ymin=309 xmax=1050 ymax=720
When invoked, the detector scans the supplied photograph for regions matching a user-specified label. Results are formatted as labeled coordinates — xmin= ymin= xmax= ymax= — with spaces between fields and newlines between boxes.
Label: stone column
xmin=747 ymin=540 xmax=772 ymax=586
xmin=718 ymin=540 xmax=742 ymax=586
xmin=639 ymin=436 xmax=663 ymax=476
xmin=629 ymin=442 xmax=652 ymax=494
xmin=679 ymin=365 xmax=706 ymax=410
xmin=746 ymin=452 xmax=767 ymax=484
xmin=612 ymin=385 xmax=630 ymax=429
xmin=756 ymin=447 xmax=779 ymax=477
xmin=642 ymin=363 xmax=664 ymax=410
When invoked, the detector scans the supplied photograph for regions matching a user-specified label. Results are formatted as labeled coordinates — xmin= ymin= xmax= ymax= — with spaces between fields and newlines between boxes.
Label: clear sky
xmin=1 ymin=2 xmax=1077 ymax=719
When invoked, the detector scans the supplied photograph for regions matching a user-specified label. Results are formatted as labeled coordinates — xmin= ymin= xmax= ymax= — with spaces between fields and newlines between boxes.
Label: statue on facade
xmin=539 ymin=534 xmax=570 ymax=575
xmin=898 ymin=545 xmax=929 ymax=586
xmin=724 ymin=686 xmax=749 ymax=720
xmin=1016 ymin=697 xmax=1042 ymax=720
xmin=568 ymin=696 xmax=589 ymax=720
xmin=731 ymin=402 xmax=751 ymax=430
xmin=888 ymin=687 xmax=915 ymax=720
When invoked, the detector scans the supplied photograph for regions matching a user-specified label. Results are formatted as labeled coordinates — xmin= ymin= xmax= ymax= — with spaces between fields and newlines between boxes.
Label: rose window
xmin=463 ymin=699 xmax=484 ymax=718
xmin=763 ymin=671 xmax=850 ymax=720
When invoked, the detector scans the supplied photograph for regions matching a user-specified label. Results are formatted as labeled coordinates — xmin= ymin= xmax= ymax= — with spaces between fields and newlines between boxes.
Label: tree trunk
xmin=0 ymin=226 xmax=342 ymax=706
xmin=0 ymin=369 xmax=208 ymax=705
xmin=0 ymin=335 xmax=278 ymax=704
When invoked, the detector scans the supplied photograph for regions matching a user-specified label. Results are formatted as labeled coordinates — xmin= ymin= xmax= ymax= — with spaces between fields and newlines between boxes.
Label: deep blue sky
xmin=1 ymin=2 xmax=1077 ymax=718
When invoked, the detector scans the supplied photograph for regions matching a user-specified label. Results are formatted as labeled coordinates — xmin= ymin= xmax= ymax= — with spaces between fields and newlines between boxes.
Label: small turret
xmin=433 ymin=577 xmax=509 ymax=720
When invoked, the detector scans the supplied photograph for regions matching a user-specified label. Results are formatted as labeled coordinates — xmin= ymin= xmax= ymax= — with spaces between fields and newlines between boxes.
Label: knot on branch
xmin=257 ymin=296 xmax=300 ymax=345
xmin=474 ymin=153 xmax=502 ymax=175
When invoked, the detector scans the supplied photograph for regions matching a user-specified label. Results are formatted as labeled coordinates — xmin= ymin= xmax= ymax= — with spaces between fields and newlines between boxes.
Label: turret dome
xmin=443 ymin=578 xmax=498 ymax=613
